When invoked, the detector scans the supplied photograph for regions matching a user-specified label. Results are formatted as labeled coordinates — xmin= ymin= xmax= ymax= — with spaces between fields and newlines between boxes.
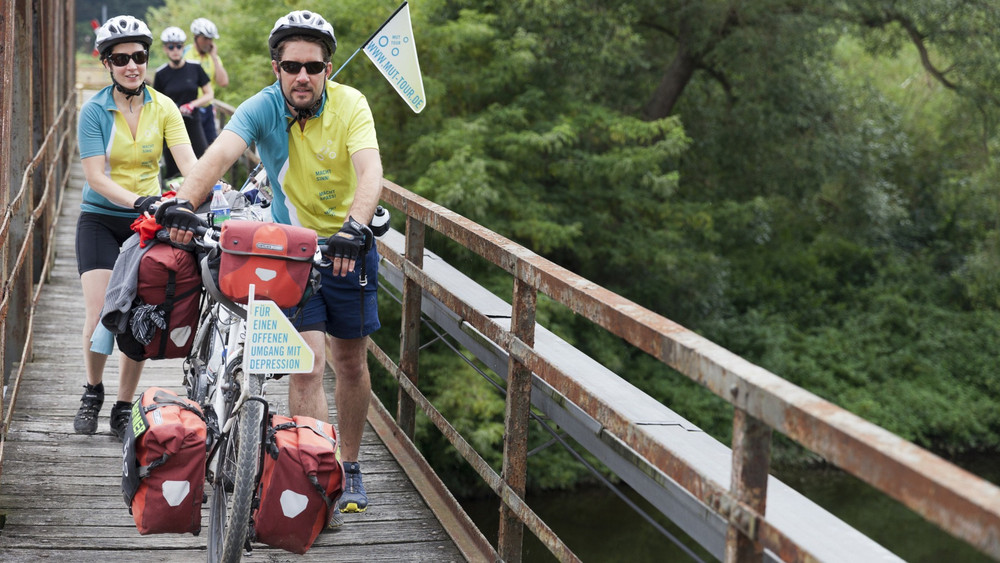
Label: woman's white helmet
xmin=268 ymin=10 xmax=336 ymax=56
xmin=190 ymin=18 xmax=219 ymax=39
xmin=94 ymin=15 xmax=153 ymax=57
xmin=160 ymin=26 xmax=186 ymax=44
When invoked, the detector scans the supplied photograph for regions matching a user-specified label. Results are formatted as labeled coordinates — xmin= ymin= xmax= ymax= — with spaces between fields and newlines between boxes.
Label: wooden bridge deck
xmin=0 ymin=163 xmax=464 ymax=562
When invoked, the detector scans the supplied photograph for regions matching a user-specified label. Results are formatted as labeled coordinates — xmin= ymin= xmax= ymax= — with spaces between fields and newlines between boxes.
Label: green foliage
xmin=140 ymin=0 xmax=1000 ymax=492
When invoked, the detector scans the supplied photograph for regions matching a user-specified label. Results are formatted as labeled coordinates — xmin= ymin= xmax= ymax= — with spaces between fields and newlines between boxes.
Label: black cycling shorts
xmin=75 ymin=212 xmax=136 ymax=274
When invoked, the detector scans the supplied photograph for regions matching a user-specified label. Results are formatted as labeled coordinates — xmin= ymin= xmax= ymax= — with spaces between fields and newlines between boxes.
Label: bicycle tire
xmin=208 ymin=364 xmax=264 ymax=563
xmin=219 ymin=367 xmax=264 ymax=563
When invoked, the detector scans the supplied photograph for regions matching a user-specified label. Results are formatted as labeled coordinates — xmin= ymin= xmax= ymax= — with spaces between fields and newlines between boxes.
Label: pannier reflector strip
xmin=255 ymin=268 xmax=278 ymax=281
xmin=280 ymin=489 xmax=309 ymax=518
xmin=162 ymin=480 xmax=191 ymax=506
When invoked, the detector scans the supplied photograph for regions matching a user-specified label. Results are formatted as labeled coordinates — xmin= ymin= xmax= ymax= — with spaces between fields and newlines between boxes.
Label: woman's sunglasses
xmin=278 ymin=60 xmax=327 ymax=75
xmin=107 ymin=51 xmax=149 ymax=67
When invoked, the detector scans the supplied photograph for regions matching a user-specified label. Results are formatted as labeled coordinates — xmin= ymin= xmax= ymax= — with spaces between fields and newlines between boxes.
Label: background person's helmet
xmin=94 ymin=15 xmax=153 ymax=57
xmin=190 ymin=18 xmax=219 ymax=39
xmin=160 ymin=26 xmax=186 ymax=44
xmin=268 ymin=10 xmax=336 ymax=56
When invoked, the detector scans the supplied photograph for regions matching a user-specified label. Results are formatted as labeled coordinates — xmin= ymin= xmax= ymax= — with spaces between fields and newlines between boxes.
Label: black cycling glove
xmin=325 ymin=216 xmax=373 ymax=262
xmin=154 ymin=198 xmax=200 ymax=232
xmin=133 ymin=196 xmax=160 ymax=215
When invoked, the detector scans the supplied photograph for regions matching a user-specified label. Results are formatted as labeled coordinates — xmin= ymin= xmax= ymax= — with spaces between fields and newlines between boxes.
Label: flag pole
xmin=331 ymin=1 xmax=409 ymax=80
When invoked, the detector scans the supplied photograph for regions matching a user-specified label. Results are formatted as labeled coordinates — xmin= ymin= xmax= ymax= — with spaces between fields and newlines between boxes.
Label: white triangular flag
xmin=363 ymin=2 xmax=426 ymax=113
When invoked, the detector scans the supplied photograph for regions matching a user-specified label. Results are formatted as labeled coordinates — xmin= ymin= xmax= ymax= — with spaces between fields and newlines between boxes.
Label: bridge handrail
xmin=372 ymin=178 xmax=1000 ymax=562
xmin=0 ymin=1 xmax=77 ymax=474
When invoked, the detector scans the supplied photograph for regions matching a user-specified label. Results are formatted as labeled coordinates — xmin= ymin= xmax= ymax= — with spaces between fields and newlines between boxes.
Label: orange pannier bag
xmin=122 ymin=387 xmax=207 ymax=535
xmin=218 ymin=221 xmax=317 ymax=308
xmin=252 ymin=415 xmax=344 ymax=554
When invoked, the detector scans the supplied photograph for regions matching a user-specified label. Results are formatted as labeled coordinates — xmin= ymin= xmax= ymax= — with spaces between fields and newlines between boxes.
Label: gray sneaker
xmin=73 ymin=383 xmax=104 ymax=434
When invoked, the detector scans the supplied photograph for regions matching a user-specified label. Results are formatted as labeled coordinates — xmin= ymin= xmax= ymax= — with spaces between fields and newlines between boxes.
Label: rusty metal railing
xmin=0 ymin=0 xmax=77 ymax=476
xmin=369 ymin=178 xmax=1000 ymax=562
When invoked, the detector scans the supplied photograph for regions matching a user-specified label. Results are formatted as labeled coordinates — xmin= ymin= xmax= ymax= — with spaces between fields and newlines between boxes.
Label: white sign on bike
xmin=244 ymin=289 xmax=314 ymax=374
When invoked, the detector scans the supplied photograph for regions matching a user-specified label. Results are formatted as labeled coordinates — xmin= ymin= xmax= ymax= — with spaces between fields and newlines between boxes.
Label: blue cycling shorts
xmin=286 ymin=244 xmax=380 ymax=339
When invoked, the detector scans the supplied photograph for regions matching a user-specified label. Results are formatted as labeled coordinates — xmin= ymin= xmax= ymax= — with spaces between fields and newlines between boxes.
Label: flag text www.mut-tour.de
xmin=334 ymin=2 xmax=426 ymax=113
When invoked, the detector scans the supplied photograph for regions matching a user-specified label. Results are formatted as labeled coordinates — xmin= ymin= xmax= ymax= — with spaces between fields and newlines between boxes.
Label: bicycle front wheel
xmin=207 ymin=365 xmax=264 ymax=563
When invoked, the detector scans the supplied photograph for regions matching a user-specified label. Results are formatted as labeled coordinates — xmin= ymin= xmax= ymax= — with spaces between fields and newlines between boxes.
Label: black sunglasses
xmin=278 ymin=60 xmax=327 ymax=75
xmin=166 ymin=43 xmax=184 ymax=51
xmin=107 ymin=51 xmax=149 ymax=67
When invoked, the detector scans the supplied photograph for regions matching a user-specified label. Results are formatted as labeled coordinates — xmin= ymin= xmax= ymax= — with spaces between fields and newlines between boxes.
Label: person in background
xmin=158 ymin=9 xmax=382 ymax=515
xmin=74 ymin=15 xmax=196 ymax=440
xmin=153 ymin=26 xmax=213 ymax=182
xmin=184 ymin=17 xmax=228 ymax=144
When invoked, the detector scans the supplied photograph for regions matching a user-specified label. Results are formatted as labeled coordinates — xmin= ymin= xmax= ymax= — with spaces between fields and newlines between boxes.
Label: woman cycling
xmin=74 ymin=15 xmax=197 ymax=440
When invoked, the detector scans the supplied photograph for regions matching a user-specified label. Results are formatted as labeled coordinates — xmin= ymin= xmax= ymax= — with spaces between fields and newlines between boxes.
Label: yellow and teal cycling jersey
xmin=225 ymin=80 xmax=379 ymax=235
xmin=77 ymin=86 xmax=189 ymax=217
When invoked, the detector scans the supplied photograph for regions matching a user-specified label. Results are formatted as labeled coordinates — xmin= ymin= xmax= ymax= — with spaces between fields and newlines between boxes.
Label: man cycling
xmin=158 ymin=9 xmax=381 ymax=515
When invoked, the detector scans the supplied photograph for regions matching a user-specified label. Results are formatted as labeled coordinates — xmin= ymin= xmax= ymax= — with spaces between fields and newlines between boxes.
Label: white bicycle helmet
xmin=190 ymin=18 xmax=219 ymax=39
xmin=94 ymin=15 xmax=153 ymax=56
xmin=268 ymin=10 xmax=336 ymax=56
xmin=160 ymin=26 xmax=186 ymax=44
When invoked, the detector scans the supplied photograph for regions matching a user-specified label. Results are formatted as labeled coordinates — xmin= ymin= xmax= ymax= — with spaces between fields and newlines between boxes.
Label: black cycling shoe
xmin=110 ymin=401 xmax=132 ymax=441
xmin=73 ymin=383 xmax=104 ymax=434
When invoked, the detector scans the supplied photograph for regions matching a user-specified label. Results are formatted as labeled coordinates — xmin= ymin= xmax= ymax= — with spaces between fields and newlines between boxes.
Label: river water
xmin=460 ymin=453 xmax=999 ymax=562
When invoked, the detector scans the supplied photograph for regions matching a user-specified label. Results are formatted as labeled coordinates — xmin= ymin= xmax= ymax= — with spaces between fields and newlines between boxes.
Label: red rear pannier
xmin=122 ymin=387 xmax=207 ymax=535
xmin=118 ymin=242 xmax=202 ymax=361
xmin=252 ymin=415 xmax=343 ymax=554
xmin=218 ymin=221 xmax=317 ymax=308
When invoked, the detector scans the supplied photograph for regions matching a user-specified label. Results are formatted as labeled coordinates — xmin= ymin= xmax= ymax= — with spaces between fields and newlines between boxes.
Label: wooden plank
xmin=0 ymin=541 xmax=463 ymax=563
xmin=1 ymin=519 xmax=451 ymax=547
xmin=0 ymin=490 xmax=434 ymax=519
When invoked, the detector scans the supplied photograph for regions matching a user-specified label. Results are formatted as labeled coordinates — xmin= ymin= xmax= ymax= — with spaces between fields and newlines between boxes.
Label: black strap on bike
xmin=357 ymin=252 xmax=367 ymax=338
xmin=145 ymin=389 xmax=208 ymax=421
xmin=151 ymin=276 xmax=200 ymax=359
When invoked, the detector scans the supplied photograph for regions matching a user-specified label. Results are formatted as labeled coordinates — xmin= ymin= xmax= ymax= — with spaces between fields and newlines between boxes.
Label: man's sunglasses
xmin=278 ymin=60 xmax=327 ymax=75
xmin=107 ymin=51 xmax=149 ymax=66
xmin=165 ymin=43 xmax=184 ymax=51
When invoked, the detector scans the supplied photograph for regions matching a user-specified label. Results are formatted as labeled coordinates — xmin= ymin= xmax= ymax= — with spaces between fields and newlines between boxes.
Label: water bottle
xmin=370 ymin=205 xmax=390 ymax=237
xmin=210 ymin=183 xmax=230 ymax=227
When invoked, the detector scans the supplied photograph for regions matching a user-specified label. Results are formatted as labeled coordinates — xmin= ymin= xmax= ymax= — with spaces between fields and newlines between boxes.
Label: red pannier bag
xmin=118 ymin=242 xmax=202 ymax=360
xmin=252 ymin=415 xmax=344 ymax=554
xmin=122 ymin=387 xmax=207 ymax=535
xmin=218 ymin=221 xmax=317 ymax=308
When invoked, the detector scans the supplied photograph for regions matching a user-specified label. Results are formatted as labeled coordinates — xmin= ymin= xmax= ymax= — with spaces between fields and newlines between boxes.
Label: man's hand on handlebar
xmin=154 ymin=198 xmax=204 ymax=245
xmin=324 ymin=216 xmax=372 ymax=277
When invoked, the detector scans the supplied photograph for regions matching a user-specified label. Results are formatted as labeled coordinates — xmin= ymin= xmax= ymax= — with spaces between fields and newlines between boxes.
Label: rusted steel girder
xmin=380 ymin=243 xmax=821 ymax=562
xmin=498 ymin=278 xmax=537 ymax=562
xmin=368 ymin=343 xmax=580 ymax=562
xmin=379 ymin=178 xmax=1000 ymax=561
xmin=727 ymin=409 xmax=773 ymax=562
xmin=397 ymin=215 xmax=426 ymax=438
